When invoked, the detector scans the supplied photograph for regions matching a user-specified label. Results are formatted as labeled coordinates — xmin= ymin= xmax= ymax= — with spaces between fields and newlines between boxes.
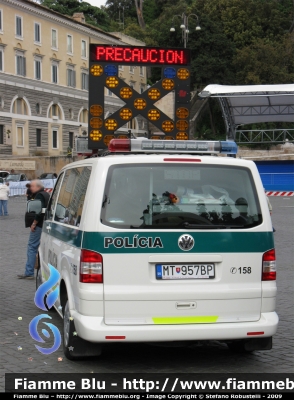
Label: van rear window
xmin=101 ymin=164 xmax=262 ymax=229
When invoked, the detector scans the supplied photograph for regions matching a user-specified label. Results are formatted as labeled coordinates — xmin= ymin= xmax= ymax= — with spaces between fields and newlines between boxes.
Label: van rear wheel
xmin=63 ymin=299 xmax=102 ymax=360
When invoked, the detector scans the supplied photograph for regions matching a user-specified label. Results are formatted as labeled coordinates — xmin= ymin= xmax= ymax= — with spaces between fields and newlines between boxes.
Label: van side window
xmin=46 ymin=172 xmax=64 ymax=220
xmin=54 ymin=166 xmax=91 ymax=227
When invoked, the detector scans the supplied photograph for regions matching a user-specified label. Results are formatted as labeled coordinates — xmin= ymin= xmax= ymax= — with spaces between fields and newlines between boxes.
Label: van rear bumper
xmin=70 ymin=311 xmax=279 ymax=343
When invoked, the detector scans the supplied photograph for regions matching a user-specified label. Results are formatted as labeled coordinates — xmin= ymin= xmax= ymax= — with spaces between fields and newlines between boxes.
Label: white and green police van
xmin=37 ymin=138 xmax=278 ymax=359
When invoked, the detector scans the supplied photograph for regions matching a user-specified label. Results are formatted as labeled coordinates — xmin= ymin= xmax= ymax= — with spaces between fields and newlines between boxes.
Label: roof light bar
xmin=108 ymin=138 xmax=238 ymax=154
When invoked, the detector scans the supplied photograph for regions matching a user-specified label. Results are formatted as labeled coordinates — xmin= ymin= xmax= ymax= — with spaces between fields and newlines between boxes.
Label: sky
xmin=87 ymin=0 xmax=107 ymax=8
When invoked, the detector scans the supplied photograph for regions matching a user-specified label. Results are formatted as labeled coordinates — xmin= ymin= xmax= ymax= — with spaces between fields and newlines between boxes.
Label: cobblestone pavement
xmin=0 ymin=196 xmax=293 ymax=390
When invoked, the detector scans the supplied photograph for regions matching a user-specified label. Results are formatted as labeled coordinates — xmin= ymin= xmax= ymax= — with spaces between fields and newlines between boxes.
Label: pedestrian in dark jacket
xmin=26 ymin=183 xmax=33 ymax=201
xmin=17 ymin=180 xmax=50 ymax=279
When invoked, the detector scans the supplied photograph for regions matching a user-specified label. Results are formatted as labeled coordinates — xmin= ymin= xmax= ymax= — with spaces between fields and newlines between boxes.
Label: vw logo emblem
xmin=178 ymin=234 xmax=194 ymax=251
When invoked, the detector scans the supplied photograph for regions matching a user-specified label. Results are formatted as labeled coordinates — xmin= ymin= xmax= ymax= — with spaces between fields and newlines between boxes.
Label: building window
xmin=51 ymin=29 xmax=57 ymax=49
xmin=129 ymin=66 xmax=134 ymax=73
xmin=67 ymin=67 xmax=76 ymax=87
xmin=52 ymin=63 xmax=58 ymax=83
xmin=16 ymin=125 xmax=24 ymax=147
xmin=34 ymin=23 xmax=41 ymax=43
xmin=69 ymin=108 xmax=74 ymax=119
xmin=0 ymin=125 xmax=4 ymax=144
xmin=52 ymin=129 xmax=58 ymax=149
xmin=69 ymin=132 xmax=74 ymax=148
xmin=119 ymin=65 xmax=124 ymax=71
xmin=81 ymin=72 xmax=88 ymax=90
xmin=16 ymin=53 xmax=26 ymax=76
xmin=67 ymin=35 xmax=73 ymax=54
xmin=79 ymin=109 xmax=88 ymax=123
xmin=35 ymin=103 xmax=41 ymax=114
xmin=16 ymin=16 xmax=22 ymax=37
xmin=0 ymin=49 xmax=3 ymax=72
xmin=35 ymin=58 xmax=41 ymax=80
xmin=50 ymin=103 xmax=62 ymax=119
xmin=36 ymin=128 xmax=41 ymax=147
xmin=13 ymin=98 xmax=28 ymax=115
xmin=52 ymin=104 xmax=58 ymax=117
xmin=129 ymin=82 xmax=135 ymax=89
xmin=81 ymin=40 xmax=87 ymax=58
xmin=140 ymin=66 xmax=144 ymax=76
xmin=140 ymin=85 xmax=145 ymax=94
xmin=0 ymin=10 xmax=3 ymax=32
xmin=17 ymin=99 xmax=22 ymax=114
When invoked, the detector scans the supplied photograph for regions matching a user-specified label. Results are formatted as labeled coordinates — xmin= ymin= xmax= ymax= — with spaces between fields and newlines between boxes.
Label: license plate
xmin=156 ymin=264 xmax=215 ymax=280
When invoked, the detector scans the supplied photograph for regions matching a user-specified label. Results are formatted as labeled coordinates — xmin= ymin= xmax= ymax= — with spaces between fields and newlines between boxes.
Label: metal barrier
xmin=7 ymin=187 xmax=53 ymax=197
xmin=7 ymin=180 xmax=56 ymax=197
xmin=236 ymin=129 xmax=294 ymax=144
xmin=255 ymin=160 xmax=294 ymax=191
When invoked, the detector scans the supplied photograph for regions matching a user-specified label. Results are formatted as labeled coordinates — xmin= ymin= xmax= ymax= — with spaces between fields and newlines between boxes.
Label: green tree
xmin=105 ymin=0 xmax=137 ymax=21
xmin=195 ymin=0 xmax=293 ymax=48
xmin=145 ymin=0 xmax=236 ymax=87
xmin=143 ymin=0 xmax=160 ymax=25
xmin=234 ymin=35 xmax=294 ymax=84
xmin=134 ymin=0 xmax=145 ymax=29
xmin=41 ymin=0 xmax=110 ymax=30
xmin=123 ymin=20 xmax=158 ymax=46
xmin=194 ymin=99 xmax=226 ymax=140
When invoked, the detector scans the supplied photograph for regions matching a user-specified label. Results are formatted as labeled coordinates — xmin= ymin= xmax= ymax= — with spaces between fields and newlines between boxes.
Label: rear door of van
xmin=83 ymin=157 xmax=274 ymax=326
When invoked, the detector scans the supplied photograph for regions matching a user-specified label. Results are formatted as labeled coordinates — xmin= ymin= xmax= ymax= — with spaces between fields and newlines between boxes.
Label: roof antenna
xmin=127 ymin=129 xmax=137 ymax=139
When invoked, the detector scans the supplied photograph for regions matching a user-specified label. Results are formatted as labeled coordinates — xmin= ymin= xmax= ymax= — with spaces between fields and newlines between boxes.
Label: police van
xmin=37 ymin=138 xmax=278 ymax=360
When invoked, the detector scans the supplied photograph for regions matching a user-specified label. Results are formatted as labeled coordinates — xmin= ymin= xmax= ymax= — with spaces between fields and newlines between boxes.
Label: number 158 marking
xmin=238 ymin=267 xmax=251 ymax=274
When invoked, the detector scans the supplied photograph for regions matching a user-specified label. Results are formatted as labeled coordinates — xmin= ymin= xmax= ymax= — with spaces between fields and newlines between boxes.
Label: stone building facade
xmin=0 ymin=0 xmax=147 ymax=157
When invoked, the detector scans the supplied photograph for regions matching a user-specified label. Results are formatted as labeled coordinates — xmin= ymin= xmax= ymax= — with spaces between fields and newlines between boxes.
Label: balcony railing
xmin=235 ymin=129 xmax=294 ymax=144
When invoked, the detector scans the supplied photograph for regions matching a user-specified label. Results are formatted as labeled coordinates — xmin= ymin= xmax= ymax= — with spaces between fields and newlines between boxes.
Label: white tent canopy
xmin=198 ymin=84 xmax=294 ymax=139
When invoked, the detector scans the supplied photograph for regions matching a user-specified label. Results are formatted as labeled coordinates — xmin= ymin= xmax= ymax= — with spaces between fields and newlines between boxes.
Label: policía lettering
xmin=104 ymin=236 xmax=163 ymax=249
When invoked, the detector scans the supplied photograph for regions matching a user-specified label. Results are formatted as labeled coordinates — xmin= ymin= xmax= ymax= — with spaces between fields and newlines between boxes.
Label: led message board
xmin=88 ymin=44 xmax=191 ymax=149
xmin=91 ymin=45 xmax=190 ymax=66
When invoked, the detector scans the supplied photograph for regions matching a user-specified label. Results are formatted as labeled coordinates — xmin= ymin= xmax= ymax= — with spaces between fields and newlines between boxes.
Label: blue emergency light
xmin=164 ymin=67 xmax=176 ymax=78
xmin=104 ymin=65 xmax=118 ymax=76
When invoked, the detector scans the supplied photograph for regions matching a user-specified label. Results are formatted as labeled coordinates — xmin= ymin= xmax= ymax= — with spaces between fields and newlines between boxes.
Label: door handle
xmin=176 ymin=302 xmax=196 ymax=309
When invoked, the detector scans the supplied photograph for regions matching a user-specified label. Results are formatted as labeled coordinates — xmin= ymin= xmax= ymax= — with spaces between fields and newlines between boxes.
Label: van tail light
xmin=80 ymin=249 xmax=103 ymax=283
xmin=262 ymin=249 xmax=276 ymax=281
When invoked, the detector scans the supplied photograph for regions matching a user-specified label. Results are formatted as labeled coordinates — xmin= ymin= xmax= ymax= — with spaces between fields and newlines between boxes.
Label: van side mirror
xmin=27 ymin=199 xmax=43 ymax=214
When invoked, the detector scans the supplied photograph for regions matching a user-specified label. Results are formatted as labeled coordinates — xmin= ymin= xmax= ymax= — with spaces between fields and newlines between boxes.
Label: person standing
xmin=26 ymin=183 xmax=33 ymax=201
xmin=0 ymin=182 xmax=9 ymax=216
xmin=17 ymin=180 xmax=50 ymax=279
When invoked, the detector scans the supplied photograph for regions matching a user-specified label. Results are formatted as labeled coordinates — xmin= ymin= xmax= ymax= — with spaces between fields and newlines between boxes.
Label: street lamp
xmin=170 ymin=13 xmax=201 ymax=48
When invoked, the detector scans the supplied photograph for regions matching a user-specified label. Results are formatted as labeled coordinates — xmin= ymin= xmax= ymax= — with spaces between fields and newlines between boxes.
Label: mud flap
xmin=244 ymin=337 xmax=272 ymax=351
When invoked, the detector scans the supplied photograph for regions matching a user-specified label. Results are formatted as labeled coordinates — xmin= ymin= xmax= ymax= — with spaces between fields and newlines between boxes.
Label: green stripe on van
xmin=82 ymin=231 xmax=274 ymax=253
xmin=152 ymin=316 xmax=218 ymax=324
xmin=44 ymin=223 xmax=83 ymax=248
